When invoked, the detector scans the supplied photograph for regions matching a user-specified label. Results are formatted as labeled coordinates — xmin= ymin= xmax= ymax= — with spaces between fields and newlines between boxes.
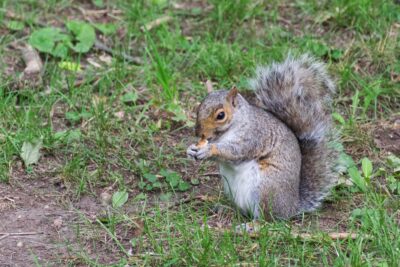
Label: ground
xmin=0 ymin=0 xmax=399 ymax=266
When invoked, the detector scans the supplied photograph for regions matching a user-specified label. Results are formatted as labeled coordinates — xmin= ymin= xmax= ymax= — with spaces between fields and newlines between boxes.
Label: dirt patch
xmin=0 ymin=181 xmax=74 ymax=266
xmin=0 ymin=159 xmax=130 ymax=266
xmin=374 ymin=116 xmax=400 ymax=155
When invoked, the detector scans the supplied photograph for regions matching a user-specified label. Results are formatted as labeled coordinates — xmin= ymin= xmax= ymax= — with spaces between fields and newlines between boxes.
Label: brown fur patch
xmin=258 ymin=158 xmax=270 ymax=171
xmin=210 ymin=144 xmax=219 ymax=156
xmin=198 ymin=115 xmax=217 ymax=138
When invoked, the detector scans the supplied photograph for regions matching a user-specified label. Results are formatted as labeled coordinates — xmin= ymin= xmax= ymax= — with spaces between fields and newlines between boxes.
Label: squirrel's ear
xmin=226 ymin=86 xmax=239 ymax=107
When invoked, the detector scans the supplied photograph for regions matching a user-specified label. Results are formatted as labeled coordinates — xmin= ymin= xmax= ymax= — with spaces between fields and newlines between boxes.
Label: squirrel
xmin=187 ymin=55 xmax=338 ymax=220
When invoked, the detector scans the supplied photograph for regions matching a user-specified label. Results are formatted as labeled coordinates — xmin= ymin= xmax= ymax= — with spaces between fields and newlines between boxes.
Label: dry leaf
xmin=20 ymin=140 xmax=43 ymax=166
xmin=21 ymin=44 xmax=43 ymax=75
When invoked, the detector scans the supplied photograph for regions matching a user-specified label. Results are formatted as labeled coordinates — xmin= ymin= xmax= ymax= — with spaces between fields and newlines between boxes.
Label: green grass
xmin=1 ymin=0 xmax=400 ymax=265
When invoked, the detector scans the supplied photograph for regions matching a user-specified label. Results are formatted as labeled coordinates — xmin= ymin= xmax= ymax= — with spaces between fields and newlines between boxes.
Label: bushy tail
xmin=249 ymin=54 xmax=338 ymax=212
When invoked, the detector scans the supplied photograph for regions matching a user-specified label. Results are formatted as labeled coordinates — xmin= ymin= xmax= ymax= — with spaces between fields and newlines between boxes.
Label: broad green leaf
xmin=143 ymin=173 xmax=157 ymax=183
xmin=178 ymin=181 xmax=190 ymax=191
xmin=348 ymin=167 xmax=367 ymax=192
xmin=52 ymin=42 xmax=69 ymax=58
xmin=159 ymin=169 xmax=171 ymax=177
xmin=166 ymin=175 xmax=179 ymax=187
xmin=138 ymin=181 xmax=146 ymax=189
xmin=29 ymin=28 xmax=68 ymax=53
xmin=112 ymin=190 xmax=129 ymax=208
xmin=66 ymin=20 xmax=86 ymax=36
xmin=146 ymin=184 xmax=153 ymax=190
xmin=387 ymin=155 xmax=400 ymax=169
xmin=361 ymin=157 xmax=373 ymax=178
xmin=66 ymin=21 xmax=96 ymax=53
xmin=94 ymin=23 xmax=117 ymax=35
xmin=20 ymin=140 xmax=43 ymax=166
xmin=161 ymin=169 xmax=181 ymax=188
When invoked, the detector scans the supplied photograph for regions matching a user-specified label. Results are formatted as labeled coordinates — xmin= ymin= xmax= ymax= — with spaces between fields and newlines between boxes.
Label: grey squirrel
xmin=187 ymin=55 xmax=338 ymax=219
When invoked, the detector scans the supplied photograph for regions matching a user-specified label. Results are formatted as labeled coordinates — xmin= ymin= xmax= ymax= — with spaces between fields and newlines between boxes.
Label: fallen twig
xmin=205 ymin=223 xmax=371 ymax=241
xmin=205 ymin=80 xmax=214 ymax=93
xmin=141 ymin=15 xmax=173 ymax=31
xmin=0 ymin=231 xmax=43 ymax=236
xmin=0 ymin=231 xmax=43 ymax=241
xmin=292 ymin=232 xmax=361 ymax=240
xmin=0 ymin=234 xmax=10 ymax=241
xmin=202 ymin=172 xmax=220 ymax=177
xmin=94 ymin=40 xmax=143 ymax=65
xmin=0 ymin=197 xmax=15 ymax=202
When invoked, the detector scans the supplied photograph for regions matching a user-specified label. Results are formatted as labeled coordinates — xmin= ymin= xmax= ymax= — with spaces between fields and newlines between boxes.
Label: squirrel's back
xmin=249 ymin=55 xmax=338 ymax=212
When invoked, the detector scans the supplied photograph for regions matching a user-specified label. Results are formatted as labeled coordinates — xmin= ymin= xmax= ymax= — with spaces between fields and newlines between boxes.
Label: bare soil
xmin=374 ymin=115 xmax=400 ymax=155
xmin=0 ymin=177 xmax=76 ymax=266
xmin=0 ymin=159 xmax=123 ymax=266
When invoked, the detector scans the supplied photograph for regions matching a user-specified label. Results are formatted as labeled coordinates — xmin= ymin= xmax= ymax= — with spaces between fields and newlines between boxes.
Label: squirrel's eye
xmin=216 ymin=111 xmax=225 ymax=120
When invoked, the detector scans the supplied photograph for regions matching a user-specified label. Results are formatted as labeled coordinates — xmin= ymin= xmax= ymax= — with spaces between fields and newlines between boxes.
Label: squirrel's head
xmin=195 ymin=87 xmax=239 ymax=141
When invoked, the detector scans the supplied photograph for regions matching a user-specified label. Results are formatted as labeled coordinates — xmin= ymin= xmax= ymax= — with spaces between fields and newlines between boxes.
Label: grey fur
xmin=187 ymin=55 xmax=338 ymax=219
xmin=249 ymin=54 xmax=338 ymax=212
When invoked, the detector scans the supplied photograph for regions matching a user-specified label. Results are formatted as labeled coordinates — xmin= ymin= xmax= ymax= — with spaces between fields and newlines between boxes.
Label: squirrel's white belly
xmin=219 ymin=160 xmax=261 ymax=217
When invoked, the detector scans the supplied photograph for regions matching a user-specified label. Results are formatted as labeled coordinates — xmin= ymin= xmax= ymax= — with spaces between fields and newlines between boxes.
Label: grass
xmin=0 ymin=0 xmax=399 ymax=265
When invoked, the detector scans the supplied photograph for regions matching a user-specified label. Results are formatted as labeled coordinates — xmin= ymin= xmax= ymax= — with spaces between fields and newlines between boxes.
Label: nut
xmin=196 ymin=138 xmax=208 ymax=148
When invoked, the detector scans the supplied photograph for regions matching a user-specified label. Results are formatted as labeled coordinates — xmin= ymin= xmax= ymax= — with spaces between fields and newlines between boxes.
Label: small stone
xmin=17 ymin=241 xmax=23 ymax=248
xmin=99 ymin=55 xmax=112 ymax=65
xmin=53 ymin=217 xmax=63 ymax=229
xmin=100 ymin=192 xmax=112 ymax=205
xmin=114 ymin=111 xmax=125 ymax=120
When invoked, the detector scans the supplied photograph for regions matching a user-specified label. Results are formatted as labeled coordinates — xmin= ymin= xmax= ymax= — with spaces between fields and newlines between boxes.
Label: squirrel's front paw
xmin=187 ymin=144 xmax=212 ymax=160
xmin=187 ymin=144 xmax=199 ymax=160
